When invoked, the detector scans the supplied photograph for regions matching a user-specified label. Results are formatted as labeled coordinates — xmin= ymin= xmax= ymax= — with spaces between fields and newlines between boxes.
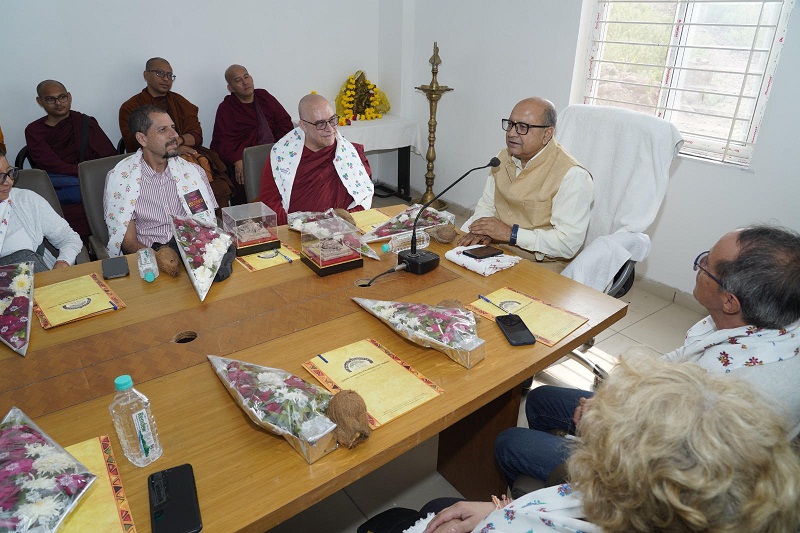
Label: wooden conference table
xmin=0 ymin=207 xmax=627 ymax=532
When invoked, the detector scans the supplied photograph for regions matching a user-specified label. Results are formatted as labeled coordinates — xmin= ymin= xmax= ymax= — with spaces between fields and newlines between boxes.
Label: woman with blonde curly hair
xmin=414 ymin=355 xmax=800 ymax=533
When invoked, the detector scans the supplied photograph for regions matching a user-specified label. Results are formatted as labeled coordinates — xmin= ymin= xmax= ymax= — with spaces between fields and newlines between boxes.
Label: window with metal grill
xmin=581 ymin=0 xmax=794 ymax=166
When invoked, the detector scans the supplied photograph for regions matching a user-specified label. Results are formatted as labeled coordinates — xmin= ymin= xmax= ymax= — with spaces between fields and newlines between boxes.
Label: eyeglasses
xmin=147 ymin=69 xmax=177 ymax=81
xmin=40 ymin=94 xmax=69 ymax=105
xmin=693 ymin=251 xmax=725 ymax=289
xmin=0 ymin=167 xmax=20 ymax=185
xmin=301 ymin=115 xmax=339 ymax=131
xmin=502 ymin=119 xmax=552 ymax=135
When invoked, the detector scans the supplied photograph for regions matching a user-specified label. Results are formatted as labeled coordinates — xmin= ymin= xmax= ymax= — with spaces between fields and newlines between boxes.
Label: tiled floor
xmin=268 ymin=196 xmax=705 ymax=532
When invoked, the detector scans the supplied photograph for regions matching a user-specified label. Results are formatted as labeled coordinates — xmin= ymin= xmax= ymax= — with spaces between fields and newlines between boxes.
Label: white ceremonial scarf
xmin=104 ymin=150 xmax=216 ymax=257
xmin=0 ymin=199 xmax=11 ymax=253
xmin=679 ymin=316 xmax=799 ymax=371
xmin=269 ymin=127 xmax=373 ymax=212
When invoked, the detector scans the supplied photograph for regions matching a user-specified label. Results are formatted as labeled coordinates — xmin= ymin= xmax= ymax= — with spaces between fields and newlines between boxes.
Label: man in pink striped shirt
xmin=103 ymin=105 xmax=217 ymax=256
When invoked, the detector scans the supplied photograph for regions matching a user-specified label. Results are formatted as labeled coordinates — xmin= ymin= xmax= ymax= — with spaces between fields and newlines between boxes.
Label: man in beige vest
xmin=459 ymin=97 xmax=592 ymax=270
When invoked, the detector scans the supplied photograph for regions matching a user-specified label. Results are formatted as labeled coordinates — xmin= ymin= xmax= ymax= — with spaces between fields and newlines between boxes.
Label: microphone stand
xmin=398 ymin=158 xmax=501 ymax=275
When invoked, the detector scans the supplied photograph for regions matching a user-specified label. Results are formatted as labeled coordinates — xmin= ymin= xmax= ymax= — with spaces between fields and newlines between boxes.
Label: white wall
xmin=4 ymin=0 xmax=797 ymax=294
xmin=1 ymin=0 xmax=380 ymax=157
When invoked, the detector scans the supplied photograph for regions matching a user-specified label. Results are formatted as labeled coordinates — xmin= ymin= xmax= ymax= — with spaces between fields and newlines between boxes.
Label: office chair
xmin=15 ymin=168 xmax=91 ymax=264
xmin=14 ymin=146 xmax=33 ymax=169
xmin=242 ymin=143 xmax=274 ymax=203
xmin=78 ymin=153 xmax=128 ymax=259
xmin=557 ymin=104 xmax=683 ymax=295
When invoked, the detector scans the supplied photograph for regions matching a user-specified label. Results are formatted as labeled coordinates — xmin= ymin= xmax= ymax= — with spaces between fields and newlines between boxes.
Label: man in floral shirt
xmin=495 ymin=225 xmax=800 ymax=487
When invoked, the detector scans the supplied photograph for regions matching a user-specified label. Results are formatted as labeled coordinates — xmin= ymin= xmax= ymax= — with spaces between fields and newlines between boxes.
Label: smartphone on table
xmin=149 ymin=463 xmax=203 ymax=533
xmin=101 ymin=256 xmax=130 ymax=279
xmin=496 ymin=314 xmax=537 ymax=346
xmin=462 ymin=245 xmax=503 ymax=260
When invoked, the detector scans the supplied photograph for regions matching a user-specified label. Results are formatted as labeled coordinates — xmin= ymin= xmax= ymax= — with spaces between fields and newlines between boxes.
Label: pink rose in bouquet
xmin=353 ymin=298 xmax=485 ymax=368
xmin=0 ymin=407 xmax=96 ymax=531
xmin=172 ymin=216 xmax=233 ymax=301
xmin=0 ymin=262 xmax=34 ymax=356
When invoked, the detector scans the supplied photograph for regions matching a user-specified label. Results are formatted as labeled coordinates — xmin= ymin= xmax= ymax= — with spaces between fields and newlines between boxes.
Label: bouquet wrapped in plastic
xmin=0 ymin=262 xmax=34 ymax=356
xmin=172 ymin=216 xmax=233 ymax=301
xmin=361 ymin=204 xmax=455 ymax=243
xmin=288 ymin=209 xmax=379 ymax=261
xmin=0 ymin=407 xmax=97 ymax=531
xmin=208 ymin=356 xmax=338 ymax=463
xmin=353 ymin=298 xmax=486 ymax=369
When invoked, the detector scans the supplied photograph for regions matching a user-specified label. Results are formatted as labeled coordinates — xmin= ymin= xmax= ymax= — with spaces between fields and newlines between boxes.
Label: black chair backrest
xmin=15 ymin=168 xmax=91 ymax=263
xmin=14 ymin=146 xmax=33 ymax=169
xmin=242 ymin=143 xmax=273 ymax=203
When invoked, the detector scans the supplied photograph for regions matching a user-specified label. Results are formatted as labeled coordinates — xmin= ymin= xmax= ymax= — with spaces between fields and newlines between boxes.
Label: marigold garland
xmin=335 ymin=70 xmax=390 ymax=125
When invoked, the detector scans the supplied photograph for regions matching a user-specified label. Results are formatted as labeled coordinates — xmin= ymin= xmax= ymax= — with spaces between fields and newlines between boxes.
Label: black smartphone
xmin=496 ymin=314 xmax=537 ymax=346
xmin=463 ymin=245 xmax=503 ymax=260
xmin=149 ymin=463 xmax=202 ymax=533
xmin=101 ymin=256 xmax=130 ymax=280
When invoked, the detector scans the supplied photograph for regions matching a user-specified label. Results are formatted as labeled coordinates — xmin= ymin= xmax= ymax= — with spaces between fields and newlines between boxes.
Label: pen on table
xmin=109 ymin=301 xmax=118 ymax=311
xmin=478 ymin=294 xmax=508 ymax=314
xmin=318 ymin=354 xmax=328 ymax=363
xmin=276 ymin=250 xmax=293 ymax=263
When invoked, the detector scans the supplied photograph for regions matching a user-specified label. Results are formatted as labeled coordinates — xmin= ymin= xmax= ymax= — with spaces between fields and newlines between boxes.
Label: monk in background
xmin=24 ymin=79 xmax=117 ymax=242
xmin=211 ymin=64 xmax=293 ymax=202
xmin=119 ymin=57 xmax=232 ymax=208
xmin=259 ymin=94 xmax=373 ymax=225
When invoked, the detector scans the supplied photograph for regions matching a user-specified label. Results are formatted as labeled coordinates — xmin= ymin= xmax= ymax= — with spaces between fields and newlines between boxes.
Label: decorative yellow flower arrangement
xmin=335 ymin=70 xmax=391 ymax=125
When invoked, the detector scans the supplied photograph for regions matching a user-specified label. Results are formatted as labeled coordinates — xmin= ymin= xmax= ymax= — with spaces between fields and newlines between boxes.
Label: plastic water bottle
xmin=137 ymin=248 xmax=159 ymax=282
xmin=109 ymin=375 xmax=163 ymax=467
xmin=381 ymin=231 xmax=430 ymax=254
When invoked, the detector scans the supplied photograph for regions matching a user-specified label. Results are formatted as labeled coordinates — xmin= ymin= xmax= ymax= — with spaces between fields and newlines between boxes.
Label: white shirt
xmin=461 ymin=150 xmax=593 ymax=260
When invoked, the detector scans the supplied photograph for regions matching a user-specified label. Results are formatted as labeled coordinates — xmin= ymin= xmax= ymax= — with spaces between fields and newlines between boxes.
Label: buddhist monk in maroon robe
xmin=259 ymin=95 xmax=373 ymax=226
xmin=211 ymin=64 xmax=293 ymax=191
xmin=24 ymin=80 xmax=116 ymax=242
xmin=119 ymin=58 xmax=231 ymax=207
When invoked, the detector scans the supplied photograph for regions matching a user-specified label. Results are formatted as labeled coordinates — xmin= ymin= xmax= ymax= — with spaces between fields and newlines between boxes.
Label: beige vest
xmin=493 ymin=140 xmax=580 ymax=231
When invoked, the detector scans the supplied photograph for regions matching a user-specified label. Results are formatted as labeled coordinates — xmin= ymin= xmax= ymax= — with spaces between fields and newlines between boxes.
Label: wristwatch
xmin=509 ymin=224 xmax=519 ymax=246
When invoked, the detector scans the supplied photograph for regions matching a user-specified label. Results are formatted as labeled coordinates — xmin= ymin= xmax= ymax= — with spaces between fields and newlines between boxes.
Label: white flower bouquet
xmin=0 ymin=262 xmax=34 ymax=356
xmin=361 ymin=204 xmax=455 ymax=243
xmin=353 ymin=298 xmax=486 ymax=369
xmin=288 ymin=209 xmax=379 ymax=260
xmin=0 ymin=407 xmax=96 ymax=531
xmin=208 ymin=356 xmax=338 ymax=463
xmin=171 ymin=216 xmax=233 ymax=301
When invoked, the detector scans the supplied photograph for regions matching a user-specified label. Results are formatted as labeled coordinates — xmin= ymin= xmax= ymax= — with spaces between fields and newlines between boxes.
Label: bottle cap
xmin=114 ymin=374 xmax=134 ymax=391
xmin=144 ymin=271 xmax=155 ymax=282
xmin=381 ymin=243 xmax=390 ymax=253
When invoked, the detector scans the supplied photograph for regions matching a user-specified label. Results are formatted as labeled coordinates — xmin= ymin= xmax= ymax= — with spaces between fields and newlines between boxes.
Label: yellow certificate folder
xmin=303 ymin=338 xmax=444 ymax=429
xmin=236 ymin=243 xmax=301 ymax=272
xmin=62 ymin=435 xmax=136 ymax=533
xmin=33 ymin=273 xmax=126 ymax=329
xmin=468 ymin=287 xmax=588 ymax=347
xmin=350 ymin=209 xmax=391 ymax=233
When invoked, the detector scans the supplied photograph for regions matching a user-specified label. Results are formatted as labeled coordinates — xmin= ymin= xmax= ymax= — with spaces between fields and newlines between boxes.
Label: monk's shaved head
xmin=224 ymin=64 xmax=246 ymax=83
xmin=36 ymin=80 xmax=67 ymax=97
xmin=298 ymin=94 xmax=332 ymax=119
xmin=145 ymin=57 xmax=170 ymax=71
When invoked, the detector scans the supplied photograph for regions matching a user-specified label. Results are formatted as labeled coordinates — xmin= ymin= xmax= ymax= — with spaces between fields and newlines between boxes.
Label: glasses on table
xmin=40 ymin=94 xmax=69 ymax=105
xmin=501 ymin=119 xmax=552 ymax=135
xmin=301 ymin=115 xmax=339 ymax=131
xmin=147 ymin=69 xmax=177 ymax=81
xmin=0 ymin=167 xmax=20 ymax=185
xmin=693 ymin=251 xmax=726 ymax=289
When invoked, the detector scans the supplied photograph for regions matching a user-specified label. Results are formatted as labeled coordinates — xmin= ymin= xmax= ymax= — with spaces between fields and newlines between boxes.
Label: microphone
xmin=398 ymin=157 xmax=502 ymax=275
